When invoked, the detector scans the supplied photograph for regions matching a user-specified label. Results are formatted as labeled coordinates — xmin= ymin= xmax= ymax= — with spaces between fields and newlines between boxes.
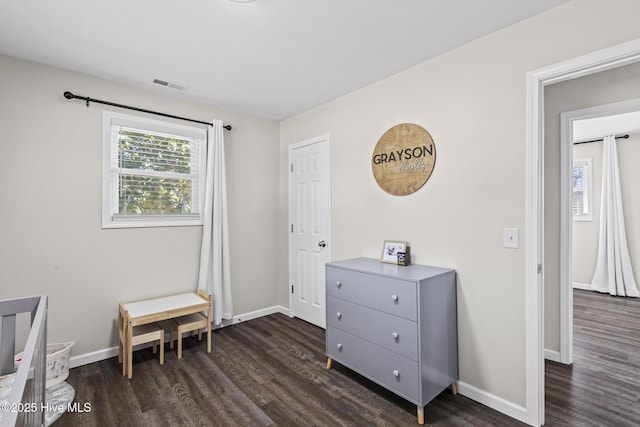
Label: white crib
xmin=0 ymin=295 xmax=47 ymax=427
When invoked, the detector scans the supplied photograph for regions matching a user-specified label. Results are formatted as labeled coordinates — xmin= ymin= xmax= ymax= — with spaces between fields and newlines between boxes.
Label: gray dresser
xmin=325 ymin=257 xmax=458 ymax=425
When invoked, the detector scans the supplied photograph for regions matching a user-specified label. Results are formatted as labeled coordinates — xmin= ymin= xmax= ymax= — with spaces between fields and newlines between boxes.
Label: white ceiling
xmin=574 ymin=111 xmax=640 ymax=142
xmin=0 ymin=0 xmax=568 ymax=120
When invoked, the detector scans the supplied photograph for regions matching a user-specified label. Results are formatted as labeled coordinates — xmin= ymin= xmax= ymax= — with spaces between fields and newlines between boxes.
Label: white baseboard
xmin=214 ymin=305 xmax=290 ymax=327
xmin=70 ymin=305 xmax=290 ymax=369
xmin=544 ymin=349 xmax=561 ymax=363
xmin=572 ymin=282 xmax=590 ymax=290
xmin=70 ymin=347 xmax=119 ymax=369
xmin=456 ymin=381 xmax=527 ymax=424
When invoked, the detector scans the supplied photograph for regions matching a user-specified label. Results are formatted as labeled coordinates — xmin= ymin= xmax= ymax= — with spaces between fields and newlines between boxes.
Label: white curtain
xmin=198 ymin=120 xmax=233 ymax=324
xmin=590 ymin=135 xmax=639 ymax=297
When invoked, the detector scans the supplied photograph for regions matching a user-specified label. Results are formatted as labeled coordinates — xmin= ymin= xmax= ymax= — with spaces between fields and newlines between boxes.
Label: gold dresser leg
xmin=451 ymin=382 xmax=458 ymax=395
xmin=417 ymin=406 xmax=425 ymax=425
xmin=326 ymin=357 xmax=333 ymax=369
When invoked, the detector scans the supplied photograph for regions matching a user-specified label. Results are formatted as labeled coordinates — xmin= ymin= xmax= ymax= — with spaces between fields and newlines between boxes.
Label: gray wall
xmin=279 ymin=0 xmax=640 ymax=411
xmin=0 ymin=54 xmax=281 ymax=356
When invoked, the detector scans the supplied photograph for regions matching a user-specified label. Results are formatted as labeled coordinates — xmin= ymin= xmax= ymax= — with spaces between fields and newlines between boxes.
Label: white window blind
xmin=102 ymin=112 xmax=207 ymax=228
xmin=572 ymin=157 xmax=593 ymax=221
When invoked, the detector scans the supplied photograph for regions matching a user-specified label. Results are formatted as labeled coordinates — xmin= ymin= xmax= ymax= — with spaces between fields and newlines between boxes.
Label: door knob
xmin=318 ymin=240 xmax=327 ymax=248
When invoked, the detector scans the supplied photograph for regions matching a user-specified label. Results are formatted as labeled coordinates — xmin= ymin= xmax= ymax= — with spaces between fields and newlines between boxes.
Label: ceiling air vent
xmin=152 ymin=78 xmax=189 ymax=92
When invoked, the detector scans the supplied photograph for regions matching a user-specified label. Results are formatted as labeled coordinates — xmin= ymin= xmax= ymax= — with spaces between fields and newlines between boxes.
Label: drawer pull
xmin=392 ymin=332 xmax=399 ymax=340
xmin=336 ymin=281 xmax=342 ymax=289
xmin=336 ymin=312 xmax=342 ymax=319
xmin=391 ymin=294 xmax=399 ymax=302
xmin=337 ymin=343 xmax=343 ymax=350
xmin=393 ymin=370 xmax=400 ymax=378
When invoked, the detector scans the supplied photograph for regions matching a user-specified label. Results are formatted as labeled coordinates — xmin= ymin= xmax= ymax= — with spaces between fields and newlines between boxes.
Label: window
xmin=102 ymin=111 xmax=207 ymax=228
xmin=572 ymin=157 xmax=593 ymax=221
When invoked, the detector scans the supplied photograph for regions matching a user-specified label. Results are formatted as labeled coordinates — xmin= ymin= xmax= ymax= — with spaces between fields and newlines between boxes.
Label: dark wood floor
xmin=545 ymin=289 xmax=640 ymax=426
xmin=56 ymin=289 xmax=639 ymax=426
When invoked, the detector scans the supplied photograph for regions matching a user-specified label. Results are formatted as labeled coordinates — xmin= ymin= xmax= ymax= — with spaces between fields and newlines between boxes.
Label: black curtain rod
xmin=63 ymin=91 xmax=232 ymax=131
xmin=574 ymin=134 xmax=629 ymax=145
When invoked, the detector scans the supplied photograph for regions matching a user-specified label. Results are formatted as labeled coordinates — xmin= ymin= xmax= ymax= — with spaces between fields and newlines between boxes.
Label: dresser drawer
xmin=327 ymin=326 xmax=419 ymax=402
xmin=326 ymin=266 xmax=417 ymax=320
xmin=327 ymin=296 xmax=418 ymax=360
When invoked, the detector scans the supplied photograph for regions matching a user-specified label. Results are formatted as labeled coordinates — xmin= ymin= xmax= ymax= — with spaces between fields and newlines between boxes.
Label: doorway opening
xmin=558 ymin=100 xmax=640 ymax=365
xmin=526 ymin=38 xmax=640 ymax=426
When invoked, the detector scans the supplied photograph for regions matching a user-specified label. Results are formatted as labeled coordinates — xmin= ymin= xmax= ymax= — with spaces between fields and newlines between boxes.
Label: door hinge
xmin=291 ymin=224 xmax=293 ymax=233
xmin=290 ymin=163 xmax=293 ymax=173
xmin=291 ymin=284 xmax=294 ymax=294
xmin=537 ymin=264 xmax=542 ymax=274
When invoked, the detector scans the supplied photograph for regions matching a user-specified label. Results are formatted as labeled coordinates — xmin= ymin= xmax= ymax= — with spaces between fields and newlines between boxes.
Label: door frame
xmin=287 ymin=134 xmax=332 ymax=324
xmin=525 ymin=38 xmax=640 ymax=426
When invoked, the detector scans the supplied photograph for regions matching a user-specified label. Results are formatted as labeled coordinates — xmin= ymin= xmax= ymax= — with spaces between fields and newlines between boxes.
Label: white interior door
xmin=288 ymin=135 xmax=331 ymax=328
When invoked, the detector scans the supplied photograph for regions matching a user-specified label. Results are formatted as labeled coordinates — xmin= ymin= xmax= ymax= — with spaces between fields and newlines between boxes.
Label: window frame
xmin=572 ymin=157 xmax=593 ymax=222
xmin=102 ymin=111 xmax=207 ymax=229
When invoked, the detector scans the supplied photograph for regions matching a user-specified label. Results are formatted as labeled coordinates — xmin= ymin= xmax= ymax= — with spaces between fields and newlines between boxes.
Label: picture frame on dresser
xmin=380 ymin=240 xmax=406 ymax=264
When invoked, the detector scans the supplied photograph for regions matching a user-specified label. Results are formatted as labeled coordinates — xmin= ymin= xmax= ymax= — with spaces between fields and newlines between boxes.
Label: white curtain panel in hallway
xmin=590 ymin=135 xmax=639 ymax=297
xmin=198 ymin=120 xmax=233 ymax=324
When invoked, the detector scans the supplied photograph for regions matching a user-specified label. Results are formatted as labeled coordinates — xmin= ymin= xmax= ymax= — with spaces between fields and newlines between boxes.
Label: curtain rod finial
xmin=64 ymin=91 xmax=74 ymax=99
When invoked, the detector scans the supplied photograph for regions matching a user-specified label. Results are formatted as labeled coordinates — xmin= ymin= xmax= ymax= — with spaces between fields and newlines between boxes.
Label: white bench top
xmin=122 ymin=292 xmax=207 ymax=319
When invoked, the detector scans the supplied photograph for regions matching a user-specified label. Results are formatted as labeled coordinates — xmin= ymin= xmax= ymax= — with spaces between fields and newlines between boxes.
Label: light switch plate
xmin=504 ymin=227 xmax=519 ymax=249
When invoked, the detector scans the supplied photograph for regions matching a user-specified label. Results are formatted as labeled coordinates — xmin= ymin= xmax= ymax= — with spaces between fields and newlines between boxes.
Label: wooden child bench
xmin=118 ymin=290 xmax=212 ymax=378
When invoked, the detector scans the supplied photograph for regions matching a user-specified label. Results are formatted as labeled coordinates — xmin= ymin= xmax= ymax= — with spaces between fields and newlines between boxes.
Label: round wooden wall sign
xmin=371 ymin=123 xmax=436 ymax=196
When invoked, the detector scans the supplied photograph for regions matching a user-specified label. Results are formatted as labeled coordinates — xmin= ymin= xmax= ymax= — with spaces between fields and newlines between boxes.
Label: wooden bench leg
xmin=451 ymin=382 xmax=458 ymax=395
xmin=120 ymin=334 xmax=127 ymax=376
xmin=127 ymin=346 xmax=133 ymax=379
xmin=326 ymin=357 xmax=333 ymax=369
xmin=117 ymin=312 xmax=124 ymax=364
xmin=170 ymin=325 xmax=175 ymax=349
xmin=417 ymin=406 xmax=425 ymax=425
xmin=126 ymin=323 xmax=133 ymax=379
